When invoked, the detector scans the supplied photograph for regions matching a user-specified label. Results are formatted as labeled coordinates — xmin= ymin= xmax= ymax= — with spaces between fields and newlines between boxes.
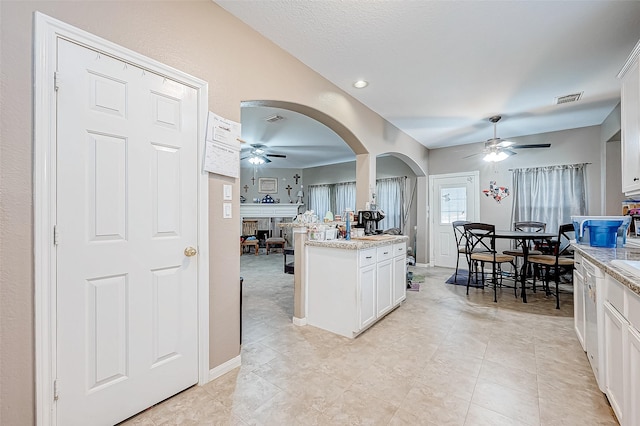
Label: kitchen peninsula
xmin=305 ymin=235 xmax=408 ymax=338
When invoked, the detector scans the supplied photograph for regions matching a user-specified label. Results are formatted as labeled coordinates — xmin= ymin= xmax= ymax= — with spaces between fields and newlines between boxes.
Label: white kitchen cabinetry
xmin=627 ymin=326 xmax=640 ymax=426
xmin=618 ymin=40 xmax=640 ymax=196
xmin=393 ymin=242 xmax=407 ymax=306
xmin=358 ymin=262 xmax=376 ymax=330
xmin=306 ymin=241 xmax=406 ymax=338
xmin=574 ymin=253 xmax=586 ymax=350
xmin=603 ymin=301 xmax=625 ymax=422
xmin=602 ymin=273 xmax=640 ymax=425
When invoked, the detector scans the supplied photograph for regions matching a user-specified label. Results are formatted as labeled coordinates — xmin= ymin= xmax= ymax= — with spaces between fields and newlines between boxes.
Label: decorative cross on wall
xmin=293 ymin=173 xmax=300 ymax=184
xmin=251 ymin=176 xmax=256 ymax=185
xmin=243 ymin=185 xmax=248 ymax=193
xmin=285 ymin=185 xmax=292 ymax=196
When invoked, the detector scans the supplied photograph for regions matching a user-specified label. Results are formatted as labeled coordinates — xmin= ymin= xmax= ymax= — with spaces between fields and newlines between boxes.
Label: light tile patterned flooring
xmin=124 ymin=253 xmax=618 ymax=425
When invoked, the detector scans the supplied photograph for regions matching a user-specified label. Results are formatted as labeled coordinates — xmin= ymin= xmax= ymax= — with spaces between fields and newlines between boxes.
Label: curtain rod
xmin=508 ymin=162 xmax=592 ymax=171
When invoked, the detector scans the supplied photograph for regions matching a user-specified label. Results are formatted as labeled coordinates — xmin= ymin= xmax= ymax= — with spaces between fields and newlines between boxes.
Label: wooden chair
xmin=464 ymin=223 xmax=517 ymax=302
xmin=528 ymin=224 xmax=575 ymax=309
xmin=452 ymin=220 xmax=471 ymax=282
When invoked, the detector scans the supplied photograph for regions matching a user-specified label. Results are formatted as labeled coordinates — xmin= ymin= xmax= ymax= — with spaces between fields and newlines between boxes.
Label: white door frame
xmin=33 ymin=13 xmax=210 ymax=425
xmin=428 ymin=171 xmax=480 ymax=267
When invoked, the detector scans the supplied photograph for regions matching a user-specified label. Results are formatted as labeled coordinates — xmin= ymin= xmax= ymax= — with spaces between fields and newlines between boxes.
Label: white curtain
xmin=376 ymin=177 xmax=406 ymax=230
xmin=511 ymin=163 xmax=588 ymax=233
xmin=307 ymin=184 xmax=331 ymax=219
xmin=334 ymin=182 xmax=357 ymax=217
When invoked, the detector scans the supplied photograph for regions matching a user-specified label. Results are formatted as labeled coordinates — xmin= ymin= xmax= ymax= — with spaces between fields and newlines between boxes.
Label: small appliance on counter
xmin=356 ymin=210 xmax=386 ymax=235
xmin=571 ymin=215 xmax=631 ymax=248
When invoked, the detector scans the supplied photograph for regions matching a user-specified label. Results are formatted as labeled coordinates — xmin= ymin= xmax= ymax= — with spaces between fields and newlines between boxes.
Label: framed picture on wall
xmin=258 ymin=177 xmax=278 ymax=194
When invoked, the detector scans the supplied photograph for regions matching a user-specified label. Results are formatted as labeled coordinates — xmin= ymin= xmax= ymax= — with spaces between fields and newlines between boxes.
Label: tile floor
xmin=124 ymin=253 xmax=618 ymax=425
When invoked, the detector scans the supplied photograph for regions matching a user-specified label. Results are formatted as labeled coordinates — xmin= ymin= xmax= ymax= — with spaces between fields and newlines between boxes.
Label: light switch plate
xmin=223 ymin=202 xmax=232 ymax=219
xmin=223 ymin=184 xmax=232 ymax=200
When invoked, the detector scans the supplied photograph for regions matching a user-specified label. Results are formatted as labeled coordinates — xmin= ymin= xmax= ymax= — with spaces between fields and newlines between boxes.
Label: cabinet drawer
xmin=605 ymin=274 xmax=625 ymax=314
xmin=628 ymin=288 xmax=640 ymax=331
xmin=377 ymin=245 xmax=393 ymax=262
xmin=393 ymin=242 xmax=406 ymax=257
xmin=359 ymin=248 xmax=377 ymax=267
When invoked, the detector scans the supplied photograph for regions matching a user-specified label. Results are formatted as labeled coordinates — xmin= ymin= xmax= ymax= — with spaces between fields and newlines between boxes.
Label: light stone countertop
xmin=305 ymin=235 xmax=409 ymax=250
xmin=572 ymin=244 xmax=640 ymax=296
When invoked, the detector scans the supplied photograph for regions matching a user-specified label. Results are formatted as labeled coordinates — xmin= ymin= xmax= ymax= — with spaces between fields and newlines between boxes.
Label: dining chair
xmin=527 ymin=223 xmax=575 ymax=309
xmin=463 ymin=223 xmax=518 ymax=302
xmin=452 ymin=220 xmax=471 ymax=282
xmin=503 ymin=221 xmax=546 ymax=279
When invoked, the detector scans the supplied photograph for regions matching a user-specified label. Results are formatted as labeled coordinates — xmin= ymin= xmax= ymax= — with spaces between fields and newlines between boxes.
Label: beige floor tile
xmin=122 ymin=259 xmax=617 ymax=425
xmin=471 ymin=380 xmax=540 ymax=426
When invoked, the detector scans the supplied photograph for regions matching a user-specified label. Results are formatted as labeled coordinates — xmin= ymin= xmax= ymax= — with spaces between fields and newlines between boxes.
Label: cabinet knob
xmin=634 ymin=177 xmax=639 ymax=182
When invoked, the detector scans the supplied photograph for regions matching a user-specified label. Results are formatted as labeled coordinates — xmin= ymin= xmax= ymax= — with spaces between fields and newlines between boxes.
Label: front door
xmin=429 ymin=172 xmax=479 ymax=268
xmin=56 ymin=38 xmax=199 ymax=425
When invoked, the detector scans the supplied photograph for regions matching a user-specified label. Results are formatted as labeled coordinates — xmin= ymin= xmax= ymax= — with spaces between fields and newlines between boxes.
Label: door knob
xmin=184 ymin=247 xmax=197 ymax=257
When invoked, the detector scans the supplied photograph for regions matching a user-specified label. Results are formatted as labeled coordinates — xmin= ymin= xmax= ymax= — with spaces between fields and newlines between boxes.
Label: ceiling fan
xmin=240 ymin=144 xmax=287 ymax=164
xmin=467 ymin=115 xmax=551 ymax=161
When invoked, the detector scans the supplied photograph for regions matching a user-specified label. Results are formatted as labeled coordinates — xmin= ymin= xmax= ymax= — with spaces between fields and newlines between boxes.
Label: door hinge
xmin=53 ymin=225 xmax=59 ymax=246
xmin=54 ymin=72 xmax=60 ymax=91
xmin=53 ymin=379 xmax=59 ymax=401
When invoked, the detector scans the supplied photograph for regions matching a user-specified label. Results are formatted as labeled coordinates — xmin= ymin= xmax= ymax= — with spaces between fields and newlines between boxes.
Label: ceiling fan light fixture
xmin=248 ymin=156 xmax=265 ymax=165
xmin=353 ymin=80 xmax=368 ymax=89
xmin=483 ymin=150 xmax=509 ymax=162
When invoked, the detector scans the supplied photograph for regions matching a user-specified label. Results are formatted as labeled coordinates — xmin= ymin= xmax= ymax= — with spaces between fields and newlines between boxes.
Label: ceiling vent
xmin=264 ymin=114 xmax=285 ymax=123
xmin=554 ymin=92 xmax=583 ymax=105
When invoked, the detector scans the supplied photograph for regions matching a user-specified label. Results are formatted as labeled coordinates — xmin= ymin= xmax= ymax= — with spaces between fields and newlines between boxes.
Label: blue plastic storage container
xmin=585 ymin=220 xmax=623 ymax=248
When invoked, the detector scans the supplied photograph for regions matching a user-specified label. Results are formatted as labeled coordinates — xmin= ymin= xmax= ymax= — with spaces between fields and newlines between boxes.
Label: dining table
xmin=492 ymin=230 xmax=557 ymax=303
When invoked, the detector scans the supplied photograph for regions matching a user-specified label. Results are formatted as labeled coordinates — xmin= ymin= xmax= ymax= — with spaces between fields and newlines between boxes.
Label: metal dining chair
xmin=503 ymin=221 xmax=546 ymax=281
xmin=463 ymin=223 xmax=518 ymax=302
xmin=527 ymin=223 xmax=575 ymax=309
xmin=452 ymin=220 xmax=471 ymax=282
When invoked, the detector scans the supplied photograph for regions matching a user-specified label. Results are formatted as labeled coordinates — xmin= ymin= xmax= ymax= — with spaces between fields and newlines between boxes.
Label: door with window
xmin=429 ymin=172 xmax=479 ymax=268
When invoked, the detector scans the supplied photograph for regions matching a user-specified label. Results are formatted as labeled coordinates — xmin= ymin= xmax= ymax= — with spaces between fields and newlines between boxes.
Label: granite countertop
xmin=305 ymin=235 xmax=409 ymax=250
xmin=572 ymin=244 xmax=640 ymax=296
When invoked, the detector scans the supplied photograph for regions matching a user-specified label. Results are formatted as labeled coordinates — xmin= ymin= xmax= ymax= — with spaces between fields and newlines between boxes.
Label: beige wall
xmin=0 ymin=1 xmax=428 ymax=423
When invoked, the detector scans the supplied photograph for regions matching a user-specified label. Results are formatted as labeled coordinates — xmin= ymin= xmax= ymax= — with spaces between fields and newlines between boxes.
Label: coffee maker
xmin=357 ymin=210 xmax=385 ymax=235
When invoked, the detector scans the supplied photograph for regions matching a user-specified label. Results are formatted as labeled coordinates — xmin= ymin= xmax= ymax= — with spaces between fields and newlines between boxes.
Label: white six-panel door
xmin=56 ymin=38 xmax=199 ymax=425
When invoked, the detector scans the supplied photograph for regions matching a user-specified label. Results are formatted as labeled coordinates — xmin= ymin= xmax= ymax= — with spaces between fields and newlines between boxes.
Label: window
xmin=440 ymin=187 xmax=467 ymax=224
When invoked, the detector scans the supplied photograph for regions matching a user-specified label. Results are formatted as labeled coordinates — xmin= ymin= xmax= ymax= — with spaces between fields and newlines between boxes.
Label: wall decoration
xmin=483 ymin=180 xmax=509 ymax=203
xmin=293 ymin=173 xmax=301 ymax=184
xmin=258 ymin=177 xmax=278 ymax=194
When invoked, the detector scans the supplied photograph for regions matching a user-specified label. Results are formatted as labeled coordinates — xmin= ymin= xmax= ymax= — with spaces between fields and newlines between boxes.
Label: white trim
xmin=428 ymin=171 xmax=480 ymax=268
xmin=208 ymin=355 xmax=241 ymax=382
xmin=292 ymin=316 xmax=307 ymax=326
xmin=413 ymin=262 xmax=431 ymax=268
xmin=34 ymin=13 xmax=209 ymax=425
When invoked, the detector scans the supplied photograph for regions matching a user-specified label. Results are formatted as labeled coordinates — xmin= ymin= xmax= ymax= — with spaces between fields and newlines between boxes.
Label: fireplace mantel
xmin=240 ymin=203 xmax=303 ymax=219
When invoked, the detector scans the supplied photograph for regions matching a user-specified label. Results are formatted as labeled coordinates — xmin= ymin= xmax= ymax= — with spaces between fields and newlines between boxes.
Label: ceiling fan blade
xmin=511 ymin=144 xmax=551 ymax=149
xmin=265 ymin=154 xmax=286 ymax=158
xmin=263 ymin=156 xmax=272 ymax=163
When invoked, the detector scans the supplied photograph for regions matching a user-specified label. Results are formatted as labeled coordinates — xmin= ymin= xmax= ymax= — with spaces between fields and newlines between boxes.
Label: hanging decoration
xmin=483 ymin=180 xmax=510 ymax=203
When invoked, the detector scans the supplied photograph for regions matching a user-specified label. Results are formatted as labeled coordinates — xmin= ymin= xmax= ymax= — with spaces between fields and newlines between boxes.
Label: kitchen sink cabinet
xmin=574 ymin=253 xmax=586 ymax=350
xmin=618 ymin=40 xmax=640 ymax=196
xmin=305 ymin=239 xmax=406 ymax=338
xmin=627 ymin=326 xmax=640 ymax=426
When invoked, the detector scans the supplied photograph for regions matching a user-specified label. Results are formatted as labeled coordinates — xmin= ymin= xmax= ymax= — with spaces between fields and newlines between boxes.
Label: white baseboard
xmin=414 ymin=262 xmax=431 ymax=268
xmin=292 ymin=316 xmax=307 ymax=326
xmin=207 ymin=354 xmax=241 ymax=382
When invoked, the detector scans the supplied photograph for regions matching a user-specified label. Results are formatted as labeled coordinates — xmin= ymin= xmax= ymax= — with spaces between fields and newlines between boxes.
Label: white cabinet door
xmin=393 ymin=254 xmax=407 ymax=306
xmin=574 ymin=269 xmax=586 ymax=351
xmin=621 ymin=58 xmax=640 ymax=194
xmin=358 ymin=264 xmax=377 ymax=330
xmin=604 ymin=302 xmax=626 ymax=423
xmin=376 ymin=259 xmax=393 ymax=317
xmin=627 ymin=326 xmax=640 ymax=426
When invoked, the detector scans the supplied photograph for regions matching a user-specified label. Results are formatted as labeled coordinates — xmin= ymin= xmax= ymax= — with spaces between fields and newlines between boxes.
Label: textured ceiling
xmin=218 ymin=0 xmax=640 ymax=168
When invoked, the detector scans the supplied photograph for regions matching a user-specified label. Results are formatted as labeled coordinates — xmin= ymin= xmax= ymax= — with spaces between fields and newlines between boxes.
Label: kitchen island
xmin=305 ymin=235 xmax=408 ymax=338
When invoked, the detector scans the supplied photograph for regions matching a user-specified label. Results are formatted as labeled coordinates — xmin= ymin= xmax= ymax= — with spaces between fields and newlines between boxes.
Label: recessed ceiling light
xmin=353 ymin=80 xmax=368 ymax=89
